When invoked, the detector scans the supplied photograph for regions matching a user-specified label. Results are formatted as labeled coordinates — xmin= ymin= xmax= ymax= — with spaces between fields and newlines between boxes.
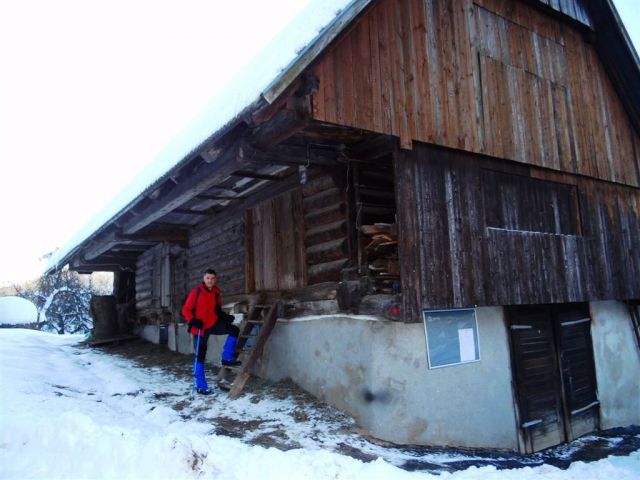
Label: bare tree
xmin=14 ymin=268 xmax=110 ymax=334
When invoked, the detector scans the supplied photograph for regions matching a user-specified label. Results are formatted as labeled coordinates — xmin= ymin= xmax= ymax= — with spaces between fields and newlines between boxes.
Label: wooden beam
xmin=83 ymin=230 xmax=123 ymax=261
xmin=196 ymin=194 xmax=247 ymax=201
xmin=251 ymin=144 xmax=344 ymax=167
xmin=84 ymin=224 xmax=191 ymax=260
xmin=251 ymin=98 xmax=311 ymax=149
xmin=70 ymin=264 xmax=135 ymax=273
xmin=171 ymin=209 xmax=208 ymax=216
xmin=110 ymin=245 xmax=154 ymax=253
xmin=198 ymin=170 xmax=302 ymax=220
xmin=349 ymin=134 xmax=397 ymax=160
xmin=121 ymin=140 xmax=250 ymax=235
xmin=252 ymin=78 xmax=303 ymax=125
xmin=84 ymin=238 xmax=149 ymax=261
xmin=230 ymin=170 xmax=283 ymax=181
xmin=127 ymin=225 xmax=188 ymax=245
xmin=70 ymin=255 xmax=135 ymax=272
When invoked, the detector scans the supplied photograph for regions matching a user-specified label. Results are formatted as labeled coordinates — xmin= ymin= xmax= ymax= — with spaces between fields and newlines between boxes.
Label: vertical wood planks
xmin=248 ymin=190 xmax=306 ymax=292
xmin=393 ymin=149 xmax=423 ymax=321
xmin=310 ymin=0 xmax=640 ymax=187
xmin=395 ymin=143 xmax=640 ymax=312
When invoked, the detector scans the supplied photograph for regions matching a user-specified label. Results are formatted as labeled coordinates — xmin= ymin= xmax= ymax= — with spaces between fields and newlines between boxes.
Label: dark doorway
xmin=507 ymin=303 xmax=599 ymax=453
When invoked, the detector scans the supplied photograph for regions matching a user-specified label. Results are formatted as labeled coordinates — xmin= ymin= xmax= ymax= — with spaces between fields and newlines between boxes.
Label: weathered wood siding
xmin=395 ymin=143 xmax=640 ymax=321
xmin=186 ymin=214 xmax=246 ymax=297
xmin=247 ymin=189 xmax=306 ymax=291
xmin=311 ymin=0 xmax=640 ymax=187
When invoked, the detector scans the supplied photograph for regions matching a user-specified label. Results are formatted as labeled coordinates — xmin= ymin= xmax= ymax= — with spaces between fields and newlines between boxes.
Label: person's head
xmin=202 ymin=269 xmax=217 ymax=290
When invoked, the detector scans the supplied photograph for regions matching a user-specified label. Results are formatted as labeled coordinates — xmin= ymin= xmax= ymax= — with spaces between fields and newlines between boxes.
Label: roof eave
xmin=587 ymin=0 xmax=640 ymax=134
xmin=46 ymin=1 xmax=375 ymax=276
xmin=262 ymin=0 xmax=372 ymax=104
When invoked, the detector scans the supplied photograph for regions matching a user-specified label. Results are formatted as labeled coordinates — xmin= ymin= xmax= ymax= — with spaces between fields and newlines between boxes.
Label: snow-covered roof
xmin=0 ymin=296 xmax=38 ymax=325
xmin=47 ymin=0 xmax=370 ymax=273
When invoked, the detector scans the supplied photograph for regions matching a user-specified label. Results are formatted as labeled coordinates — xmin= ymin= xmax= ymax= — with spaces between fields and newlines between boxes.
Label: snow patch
xmin=0 ymin=296 xmax=38 ymax=325
xmin=1 ymin=329 xmax=639 ymax=480
xmin=280 ymin=313 xmax=384 ymax=323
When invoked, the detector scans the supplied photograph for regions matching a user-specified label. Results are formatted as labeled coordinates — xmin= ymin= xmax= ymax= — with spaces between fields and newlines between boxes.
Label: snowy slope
xmin=0 ymin=330 xmax=638 ymax=480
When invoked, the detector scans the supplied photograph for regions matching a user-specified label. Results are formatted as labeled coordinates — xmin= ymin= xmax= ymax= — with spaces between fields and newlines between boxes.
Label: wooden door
xmin=509 ymin=305 xmax=566 ymax=452
xmin=508 ymin=303 xmax=599 ymax=453
xmin=554 ymin=304 xmax=600 ymax=440
xmin=246 ymin=190 xmax=306 ymax=292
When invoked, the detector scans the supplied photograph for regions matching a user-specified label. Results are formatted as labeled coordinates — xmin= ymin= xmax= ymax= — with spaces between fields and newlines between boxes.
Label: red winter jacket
xmin=181 ymin=283 xmax=221 ymax=336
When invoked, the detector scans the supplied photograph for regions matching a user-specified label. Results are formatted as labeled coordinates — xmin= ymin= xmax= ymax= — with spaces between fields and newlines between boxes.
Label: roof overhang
xmin=46 ymin=0 xmax=640 ymax=275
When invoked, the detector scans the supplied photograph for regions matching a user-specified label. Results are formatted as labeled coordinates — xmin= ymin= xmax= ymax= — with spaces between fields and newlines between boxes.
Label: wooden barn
xmin=48 ymin=0 xmax=640 ymax=452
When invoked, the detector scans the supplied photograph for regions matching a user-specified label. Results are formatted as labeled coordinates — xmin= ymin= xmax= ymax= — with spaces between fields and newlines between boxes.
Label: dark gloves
xmin=215 ymin=303 xmax=235 ymax=323
xmin=188 ymin=318 xmax=204 ymax=330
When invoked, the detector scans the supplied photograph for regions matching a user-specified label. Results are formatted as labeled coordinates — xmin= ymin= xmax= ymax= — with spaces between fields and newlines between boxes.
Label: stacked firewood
xmin=360 ymin=223 xmax=400 ymax=293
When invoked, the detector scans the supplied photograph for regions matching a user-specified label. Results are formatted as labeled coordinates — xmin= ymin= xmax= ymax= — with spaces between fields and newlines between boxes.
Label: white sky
xmin=1 ymin=0 xmax=639 ymax=286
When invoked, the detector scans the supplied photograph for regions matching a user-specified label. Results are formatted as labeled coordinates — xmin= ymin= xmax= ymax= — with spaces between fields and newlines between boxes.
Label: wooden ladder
xmin=216 ymin=297 xmax=280 ymax=399
xmin=627 ymin=301 xmax=640 ymax=354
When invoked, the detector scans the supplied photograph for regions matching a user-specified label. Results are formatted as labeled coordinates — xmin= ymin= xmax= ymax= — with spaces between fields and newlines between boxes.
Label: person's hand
xmin=188 ymin=318 xmax=204 ymax=330
xmin=221 ymin=312 xmax=235 ymax=324
xmin=215 ymin=303 xmax=234 ymax=323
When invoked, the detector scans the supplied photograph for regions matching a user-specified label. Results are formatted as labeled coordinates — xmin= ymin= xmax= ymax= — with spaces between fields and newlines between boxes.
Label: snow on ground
xmin=0 ymin=329 xmax=638 ymax=480
xmin=0 ymin=296 xmax=37 ymax=325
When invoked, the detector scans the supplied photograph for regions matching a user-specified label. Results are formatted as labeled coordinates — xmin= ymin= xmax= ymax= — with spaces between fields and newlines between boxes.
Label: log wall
xmin=135 ymin=243 xmax=187 ymax=321
xmin=171 ymin=249 xmax=188 ymax=319
xmin=302 ymin=171 xmax=351 ymax=284
xmin=311 ymin=0 xmax=640 ymax=187
xmin=395 ymin=142 xmax=640 ymax=321
xmin=135 ymin=243 xmax=162 ymax=317
xmin=186 ymin=214 xmax=246 ymax=298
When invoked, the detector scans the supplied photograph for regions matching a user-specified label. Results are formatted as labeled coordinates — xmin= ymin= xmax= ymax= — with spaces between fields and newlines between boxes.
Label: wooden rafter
xmin=121 ymin=140 xmax=250 ymax=235
xmin=196 ymin=194 xmax=247 ymax=201
xmin=230 ymin=170 xmax=283 ymax=181
xmin=171 ymin=209 xmax=208 ymax=216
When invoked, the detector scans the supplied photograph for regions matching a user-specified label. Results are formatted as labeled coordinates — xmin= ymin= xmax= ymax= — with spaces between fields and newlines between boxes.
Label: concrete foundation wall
xmin=143 ymin=322 xmax=226 ymax=365
xmin=258 ymin=307 xmax=519 ymax=449
xmin=139 ymin=325 xmax=160 ymax=344
xmin=590 ymin=301 xmax=640 ymax=429
xmin=134 ymin=302 xmax=639 ymax=449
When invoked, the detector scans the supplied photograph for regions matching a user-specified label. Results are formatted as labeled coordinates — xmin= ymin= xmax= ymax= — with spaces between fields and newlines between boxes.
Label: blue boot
xmin=194 ymin=362 xmax=213 ymax=395
xmin=221 ymin=336 xmax=241 ymax=367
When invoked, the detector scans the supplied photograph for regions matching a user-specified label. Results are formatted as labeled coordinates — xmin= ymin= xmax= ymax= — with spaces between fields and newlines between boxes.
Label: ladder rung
xmin=251 ymin=304 xmax=273 ymax=308
xmin=239 ymin=334 xmax=257 ymax=339
xmin=222 ymin=364 xmax=241 ymax=371
xmin=246 ymin=319 xmax=264 ymax=324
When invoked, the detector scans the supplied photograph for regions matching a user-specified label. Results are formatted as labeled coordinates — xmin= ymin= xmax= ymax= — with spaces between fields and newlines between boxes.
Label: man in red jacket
xmin=182 ymin=268 xmax=240 ymax=394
